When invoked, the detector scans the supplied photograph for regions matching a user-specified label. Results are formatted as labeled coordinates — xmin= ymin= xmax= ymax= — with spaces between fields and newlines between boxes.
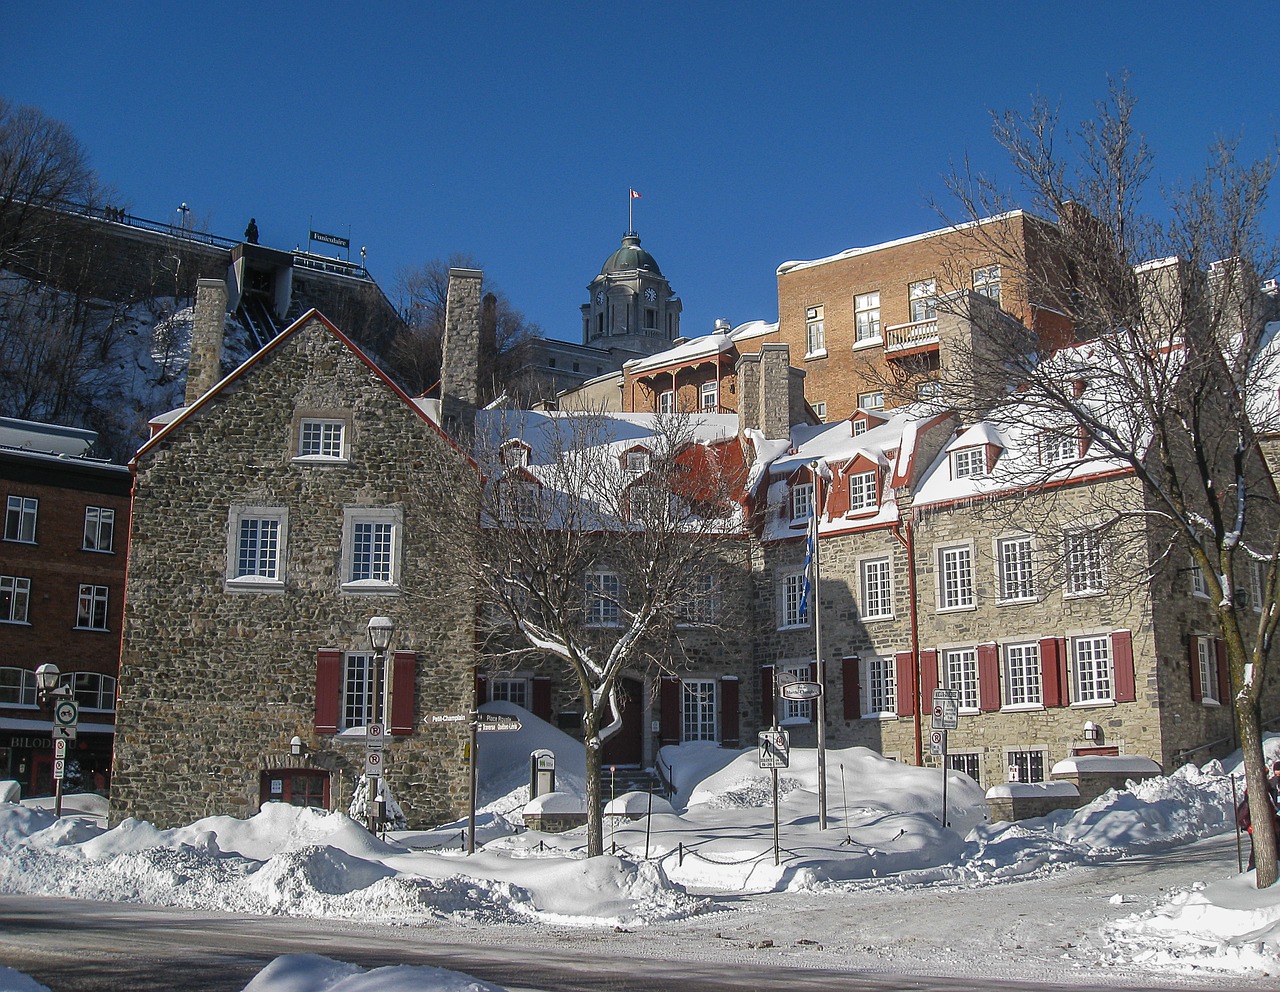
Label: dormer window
xmin=500 ymin=479 xmax=538 ymax=523
xmin=501 ymin=441 xmax=531 ymax=468
xmin=852 ymin=419 xmax=868 ymax=437
xmin=1039 ymin=430 xmax=1078 ymax=466
xmin=951 ymin=447 xmax=986 ymax=479
xmin=791 ymin=481 xmax=814 ymax=523
xmin=847 ymin=470 xmax=879 ymax=513
xmin=625 ymin=449 xmax=651 ymax=473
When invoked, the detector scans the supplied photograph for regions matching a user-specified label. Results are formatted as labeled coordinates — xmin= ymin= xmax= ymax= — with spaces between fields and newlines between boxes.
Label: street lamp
xmin=34 ymin=664 xmax=71 ymax=818
xmin=365 ymin=616 xmax=395 ymax=833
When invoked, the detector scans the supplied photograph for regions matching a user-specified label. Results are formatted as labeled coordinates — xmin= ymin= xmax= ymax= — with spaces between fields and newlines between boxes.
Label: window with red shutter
xmin=1112 ymin=630 xmax=1135 ymax=703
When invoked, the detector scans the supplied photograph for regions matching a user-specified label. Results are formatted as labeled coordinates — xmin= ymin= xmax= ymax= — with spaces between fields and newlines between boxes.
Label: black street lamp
xmin=365 ymin=616 xmax=394 ymax=832
xmin=34 ymin=663 xmax=72 ymax=818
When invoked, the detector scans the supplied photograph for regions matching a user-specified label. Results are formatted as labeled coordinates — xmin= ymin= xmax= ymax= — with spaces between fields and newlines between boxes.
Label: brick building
xmin=0 ymin=417 xmax=130 ymax=796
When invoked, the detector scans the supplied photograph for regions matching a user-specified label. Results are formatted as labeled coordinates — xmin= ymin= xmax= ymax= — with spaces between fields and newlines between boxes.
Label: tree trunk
xmin=1237 ymin=699 xmax=1278 ymax=887
xmin=584 ymin=726 xmax=604 ymax=857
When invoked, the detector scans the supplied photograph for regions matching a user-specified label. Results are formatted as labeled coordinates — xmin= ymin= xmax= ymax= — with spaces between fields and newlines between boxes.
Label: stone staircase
xmin=601 ymin=766 xmax=667 ymax=801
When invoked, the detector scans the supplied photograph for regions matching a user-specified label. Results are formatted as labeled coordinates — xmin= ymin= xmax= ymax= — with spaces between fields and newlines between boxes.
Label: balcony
xmin=883 ymin=318 xmax=939 ymax=356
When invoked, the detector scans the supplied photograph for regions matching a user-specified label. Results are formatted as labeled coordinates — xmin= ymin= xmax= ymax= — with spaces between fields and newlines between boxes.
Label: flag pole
xmin=811 ymin=460 xmax=828 ymax=830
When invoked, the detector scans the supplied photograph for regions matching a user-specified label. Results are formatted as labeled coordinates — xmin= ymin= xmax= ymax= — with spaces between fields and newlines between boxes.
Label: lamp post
xmin=35 ymin=663 xmax=74 ymax=818
xmin=366 ymin=616 xmax=395 ymax=833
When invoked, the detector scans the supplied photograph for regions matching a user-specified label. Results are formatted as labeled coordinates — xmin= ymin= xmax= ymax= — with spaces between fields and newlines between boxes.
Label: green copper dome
xmin=601 ymin=232 xmax=662 ymax=276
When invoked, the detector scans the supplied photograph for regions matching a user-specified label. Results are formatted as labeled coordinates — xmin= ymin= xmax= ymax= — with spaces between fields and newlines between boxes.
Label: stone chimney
xmin=185 ymin=278 xmax=228 ymax=407
xmin=441 ymin=268 xmax=483 ymax=436
xmin=736 ymin=343 xmax=803 ymax=441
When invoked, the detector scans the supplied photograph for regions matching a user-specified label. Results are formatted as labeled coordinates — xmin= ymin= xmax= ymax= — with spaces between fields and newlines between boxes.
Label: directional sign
xmin=931 ymin=689 xmax=959 ymax=730
xmin=758 ymin=729 xmax=790 ymax=769
xmin=53 ymin=725 xmax=77 ymax=742
xmin=780 ymin=680 xmax=822 ymax=701
xmin=364 ymin=750 xmax=383 ymax=777
xmin=53 ymin=698 xmax=79 ymax=727
xmin=476 ymin=718 xmax=521 ymax=733
xmin=929 ymin=729 xmax=947 ymax=756
xmin=53 ymin=758 xmax=65 ymax=781
xmin=365 ymin=723 xmax=385 ymax=749
xmin=429 ymin=714 xmax=469 ymax=724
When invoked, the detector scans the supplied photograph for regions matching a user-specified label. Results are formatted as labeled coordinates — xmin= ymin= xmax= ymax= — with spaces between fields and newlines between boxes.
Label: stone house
xmin=112 ymin=283 xmax=476 ymax=829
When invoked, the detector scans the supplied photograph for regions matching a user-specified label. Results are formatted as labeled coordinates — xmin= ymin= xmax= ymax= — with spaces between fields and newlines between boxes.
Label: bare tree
xmin=426 ymin=407 xmax=749 ymax=856
xmin=939 ymin=78 xmax=1280 ymax=886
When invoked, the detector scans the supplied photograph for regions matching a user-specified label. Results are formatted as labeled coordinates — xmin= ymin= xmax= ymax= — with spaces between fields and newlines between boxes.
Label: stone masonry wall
xmin=113 ymin=316 xmax=476 ymax=829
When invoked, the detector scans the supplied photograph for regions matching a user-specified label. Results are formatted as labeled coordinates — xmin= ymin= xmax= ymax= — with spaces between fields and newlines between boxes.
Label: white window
xmin=682 ymin=679 xmax=718 ymax=741
xmin=865 ymin=655 xmax=896 ymax=714
xmin=1189 ymin=558 xmax=1208 ymax=598
xmin=860 ymin=557 xmax=893 ymax=619
xmin=951 ymin=447 xmax=986 ymax=479
xmin=76 ymin=584 xmax=109 ymax=630
xmin=780 ymin=571 xmax=809 ymax=628
xmin=791 ymin=481 xmax=814 ymax=523
xmin=854 ymin=291 xmax=881 ymax=343
xmin=341 ymin=652 xmax=375 ymax=730
xmin=501 ymin=480 xmax=538 ymax=523
xmin=5 ymin=496 xmax=37 ymax=543
xmin=83 ymin=507 xmax=115 ymax=552
xmin=585 ymin=568 xmax=622 ymax=627
xmin=938 ymin=544 xmax=974 ymax=609
xmin=0 ymin=667 xmax=37 ymax=707
xmin=852 ymin=419 xmax=869 ymax=436
xmin=848 ymin=471 xmax=879 ymax=513
xmin=227 ymin=507 xmax=288 ymax=589
xmin=1065 ymin=529 xmax=1105 ymax=596
xmin=812 ymin=401 xmax=827 ymax=423
xmin=805 ymin=305 xmax=825 ymax=355
xmin=0 ymin=575 xmax=30 ymax=623
xmin=681 ymin=572 xmax=720 ymax=624
xmin=658 ymin=390 xmax=675 ymax=415
xmin=1195 ymin=636 xmax=1218 ymax=703
xmin=298 ymin=419 xmax=346 ymax=460
xmin=1003 ymin=642 xmax=1042 ymax=707
xmin=779 ymin=662 xmax=812 ymax=722
xmin=1006 ymin=749 xmax=1045 ymax=783
xmin=700 ymin=381 xmax=719 ymax=412
xmin=490 ymin=678 xmax=529 ymax=709
xmin=68 ymin=671 xmax=117 ymax=711
xmin=909 ymin=278 xmax=937 ymax=323
xmin=625 ymin=450 xmax=650 ymax=473
xmin=1072 ymin=635 xmax=1113 ymax=703
xmin=943 ymin=647 xmax=979 ymax=710
xmin=342 ymin=507 xmax=402 ymax=592
xmin=858 ymin=390 xmax=884 ymax=411
xmin=997 ymin=535 xmax=1036 ymax=602
xmin=500 ymin=442 xmax=530 ymax=468
xmin=1251 ymin=561 xmax=1265 ymax=612
xmin=1039 ymin=430 xmax=1078 ymax=466
xmin=973 ymin=264 xmax=1001 ymax=306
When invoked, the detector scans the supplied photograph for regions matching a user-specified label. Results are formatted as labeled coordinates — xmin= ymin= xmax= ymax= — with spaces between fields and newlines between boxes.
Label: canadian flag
xmin=630 ymin=188 xmax=642 ymax=199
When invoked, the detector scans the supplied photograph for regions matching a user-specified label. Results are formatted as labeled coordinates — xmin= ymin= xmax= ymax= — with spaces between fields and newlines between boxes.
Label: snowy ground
xmin=0 ymin=717 xmax=1277 ymax=991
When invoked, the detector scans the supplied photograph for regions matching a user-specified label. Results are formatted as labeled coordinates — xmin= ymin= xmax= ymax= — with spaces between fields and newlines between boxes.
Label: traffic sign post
xmin=929 ymin=729 xmax=950 ymax=828
xmin=931 ymin=689 xmax=959 ymax=730
xmin=759 ymin=729 xmax=791 ymax=865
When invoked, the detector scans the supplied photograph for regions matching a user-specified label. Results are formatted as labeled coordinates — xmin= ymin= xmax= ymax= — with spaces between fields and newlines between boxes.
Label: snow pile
xmin=243 ymin=954 xmax=505 ymax=992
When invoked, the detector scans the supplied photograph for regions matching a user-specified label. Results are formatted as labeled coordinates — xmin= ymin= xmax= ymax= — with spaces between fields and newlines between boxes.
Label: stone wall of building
xmin=113 ymin=315 xmax=476 ymax=829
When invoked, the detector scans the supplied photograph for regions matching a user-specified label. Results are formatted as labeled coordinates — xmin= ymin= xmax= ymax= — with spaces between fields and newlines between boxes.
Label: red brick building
xmin=0 ymin=417 xmax=131 ymax=796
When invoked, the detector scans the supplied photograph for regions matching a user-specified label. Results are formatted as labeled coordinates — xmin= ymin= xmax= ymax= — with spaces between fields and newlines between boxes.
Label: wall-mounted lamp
xmin=289 ymin=735 xmax=306 ymax=757
xmin=1082 ymin=721 xmax=1101 ymax=744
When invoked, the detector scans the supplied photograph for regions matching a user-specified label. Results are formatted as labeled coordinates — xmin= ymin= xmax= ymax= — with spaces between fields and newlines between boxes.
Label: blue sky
xmin=4 ymin=3 xmax=1277 ymax=343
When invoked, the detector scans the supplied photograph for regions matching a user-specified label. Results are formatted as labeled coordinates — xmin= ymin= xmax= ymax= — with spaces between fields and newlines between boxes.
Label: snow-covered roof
xmin=624 ymin=319 xmax=778 ymax=376
xmin=1051 ymin=755 xmax=1163 ymax=776
xmin=0 ymin=415 xmax=97 ymax=456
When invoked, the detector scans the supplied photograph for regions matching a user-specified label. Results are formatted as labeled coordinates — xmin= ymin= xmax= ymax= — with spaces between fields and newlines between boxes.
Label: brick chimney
xmin=441 ymin=268 xmax=483 ymax=436
xmin=736 ymin=343 xmax=803 ymax=441
xmin=185 ymin=278 xmax=228 ymax=407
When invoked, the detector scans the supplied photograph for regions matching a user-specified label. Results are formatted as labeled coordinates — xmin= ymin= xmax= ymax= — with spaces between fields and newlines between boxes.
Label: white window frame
xmin=812 ymin=401 xmax=827 ymax=423
xmin=1002 ymin=641 xmax=1042 ymax=708
xmin=909 ymin=278 xmax=937 ymax=323
xmin=942 ymin=646 xmax=980 ymax=712
xmin=973 ymin=264 xmax=1001 ymax=306
xmin=67 ymin=671 xmax=117 ymax=712
xmin=490 ymin=677 xmax=530 ymax=709
xmin=1065 ymin=529 xmax=1106 ymax=597
xmin=341 ymin=507 xmax=403 ymax=594
xmin=854 ymin=291 xmax=881 ymax=345
xmin=500 ymin=479 xmax=538 ymax=524
xmin=847 ymin=470 xmax=879 ymax=513
xmin=295 ymin=418 xmax=348 ymax=462
xmin=937 ymin=543 xmax=975 ymax=610
xmin=82 ymin=506 xmax=115 ymax=553
xmin=996 ymin=534 xmax=1037 ymax=603
xmin=859 ymin=556 xmax=893 ymax=620
xmin=1039 ymin=430 xmax=1078 ymax=466
xmin=951 ymin=447 xmax=986 ymax=479
xmin=1195 ymin=636 xmax=1219 ymax=704
xmin=1251 ymin=561 xmax=1265 ymax=613
xmin=864 ymin=654 xmax=896 ymax=716
xmin=658 ymin=390 xmax=675 ymax=415
xmin=1071 ymin=634 xmax=1113 ymax=705
xmin=805 ymin=305 xmax=826 ymax=357
xmin=858 ymin=390 xmax=884 ymax=411
xmin=791 ymin=481 xmax=814 ymax=524
xmin=1189 ymin=558 xmax=1208 ymax=598
xmin=625 ymin=449 xmax=650 ymax=473
xmin=5 ymin=496 xmax=37 ymax=543
xmin=680 ymin=572 xmax=720 ymax=625
xmin=341 ymin=651 xmax=375 ymax=731
xmin=852 ymin=419 xmax=868 ymax=437
xmin=779 ymin=662 xmax=813 ymax=723
xmin=76 ymin=584 xmax=110 ymax=631
xmin=0 ymin=575 xmax=31 ymax=624
xmin=500 ymin=442 xmax=530 ymax=468
xmin=0 ymin=667 xmax=37 ymax=707
xmin=682 ymin=679 xmax=718 ymax=741
xmin=700 ymin=381 xmax=719 ymax=412
xmin=585 ymin=568 xmax=622 ymax=628
xmin=779 ymin=571 xmax=809 ymax=629
xmin=226 ymin=506 xmax=288 ymax=591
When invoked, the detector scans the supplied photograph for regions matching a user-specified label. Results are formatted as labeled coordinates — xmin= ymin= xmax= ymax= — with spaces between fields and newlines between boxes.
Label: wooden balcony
xmin=883 ymin=318 xmax=939 ymax=355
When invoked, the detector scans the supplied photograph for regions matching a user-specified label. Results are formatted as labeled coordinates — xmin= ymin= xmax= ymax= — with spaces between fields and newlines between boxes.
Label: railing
xmin=883 ymin=317 xmax=939 ymax=353
xmin=655 ymin=749 xmax=675 ymax=797
xmin=1173 ymin=712 xmax=1280 ymax=766
xmin=39 ymin=196 xmax=241 ymax=249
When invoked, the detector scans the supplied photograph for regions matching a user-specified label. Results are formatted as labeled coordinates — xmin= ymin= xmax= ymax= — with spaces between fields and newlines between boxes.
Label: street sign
xmin=780 ymin=680 xmax=822 ymax=701
xmin=53 ymin=725 xmax=77 ymax=742
xmin=758 ymin=729 xmax=790 ymax=769
xmin=929 ymin=729 xmax=947 ymax=756
xmin=53 ymin=698 xmax=79 ymax=727
xmin=931 ymin=689 xmax=959 ymax=730
xmin=476 ymin=718 xmax=521 ymax=733
xmin=54 ymin=739 xmax=66 ymax=758
xmin=429 ymin=714 xmax=469 ymax=724
xmin=775 ymin=671 xmax=797 ymax=687
xmin=53 ymin=758 xmax=65 ymax=780
xmin=366 ymin=723 xmax=385 ymax=748
xmin=364 ymin=750 xmax=383 ymax=777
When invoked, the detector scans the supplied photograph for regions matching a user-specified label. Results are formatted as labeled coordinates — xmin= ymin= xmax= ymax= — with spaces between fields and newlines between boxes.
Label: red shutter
xmin=659 ymin=676 xmax=681 ymax=745
xmin=532 ymin=676 xmax=552 ymax=721
xmin=895 ymin=651 xmax=915 ymax=716
xmin=1112 ymin=630 xmax=1136 ymax=703
xmin=842 ymin=656 xmax=862 ymax=719
xmin=1216 ymin=639 xmax=1230 ymax=704
xmin=1040 ymin=636 xmax=1065 ymax=707
xmin=389 ymin=651 xmax=416 ymax=735
xmin=1188 ymin=636 xmax=1203 ymax=702
xmin=761 ymin=665 xmax=775 ymax=726
xmin=720 ymin=677 xmax=740 ymax=747
xmin=314 ymin=649 xmax=342 ymax=734
xmin=977 ymin=643 xmax=1000 ymax=712
xmin=920 ymin=649 xmax=938 ymax=696
xmin=475 ymin=673 xmax=488 ymax=708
